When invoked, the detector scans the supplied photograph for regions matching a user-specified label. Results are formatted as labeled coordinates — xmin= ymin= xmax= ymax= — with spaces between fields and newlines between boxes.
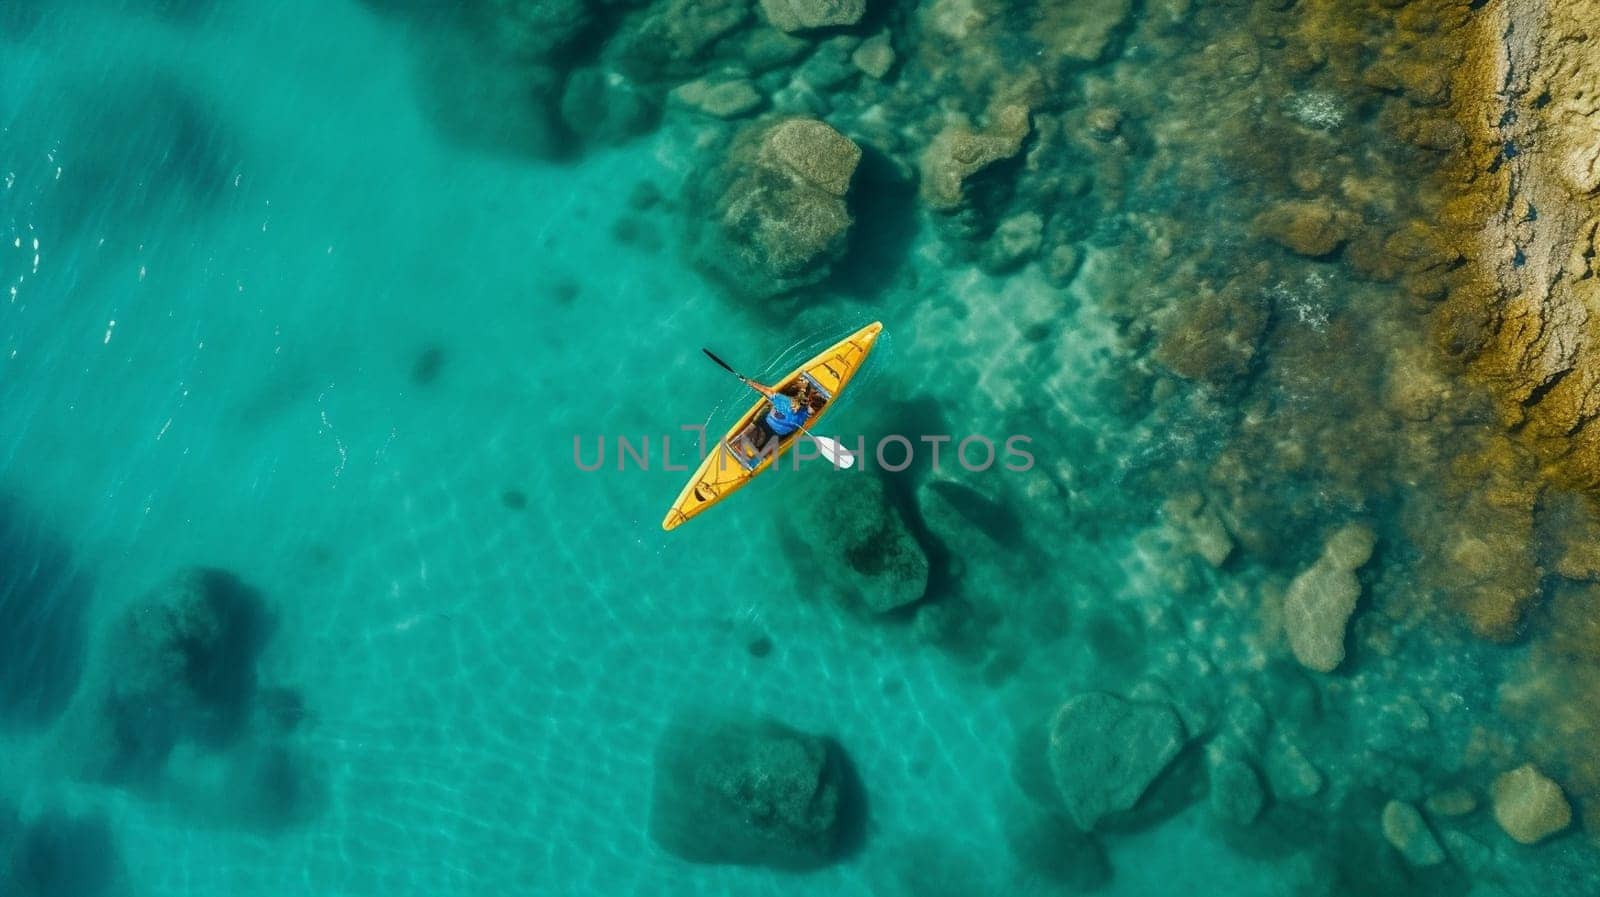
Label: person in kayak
xmin=752 ymin=380 xmax=812 ymax=439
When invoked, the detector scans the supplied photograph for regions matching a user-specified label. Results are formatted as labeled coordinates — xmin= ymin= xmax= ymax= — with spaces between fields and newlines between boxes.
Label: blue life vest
xmin=765 ymin=393 xmax=809 ymax=435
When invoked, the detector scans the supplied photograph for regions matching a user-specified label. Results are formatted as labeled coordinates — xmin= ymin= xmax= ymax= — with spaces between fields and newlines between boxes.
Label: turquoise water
xmin=4 ymin=1 xmax=1600 ymax=896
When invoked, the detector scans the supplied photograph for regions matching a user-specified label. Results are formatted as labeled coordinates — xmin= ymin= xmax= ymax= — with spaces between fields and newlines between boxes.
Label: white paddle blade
xmin=811 ymin=435 xmax=856 ymax=470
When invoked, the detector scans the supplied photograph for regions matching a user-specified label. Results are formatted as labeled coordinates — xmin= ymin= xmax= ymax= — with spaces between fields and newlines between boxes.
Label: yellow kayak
xmin=662 ymin=322 xmax=883 ymax=531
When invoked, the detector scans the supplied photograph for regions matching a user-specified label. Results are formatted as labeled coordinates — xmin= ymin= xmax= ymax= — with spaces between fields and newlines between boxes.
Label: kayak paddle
xmin=701 ymin=348 xmax=857 ymax=470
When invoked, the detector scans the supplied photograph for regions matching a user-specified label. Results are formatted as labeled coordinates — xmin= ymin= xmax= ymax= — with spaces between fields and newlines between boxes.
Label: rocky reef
xmin=1434 ymin=0 xmax=1600 ymax=490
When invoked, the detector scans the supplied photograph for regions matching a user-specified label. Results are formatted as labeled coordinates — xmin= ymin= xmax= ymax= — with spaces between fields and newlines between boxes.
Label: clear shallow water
xmin=2 ymin=1 xmax=1597 ymax=896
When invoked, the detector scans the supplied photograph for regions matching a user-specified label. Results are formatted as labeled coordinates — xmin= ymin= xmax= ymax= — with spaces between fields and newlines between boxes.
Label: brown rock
xmin=1154 ymin=288 xmax=1268 ymax=386
xmin=693 ymin=117 xmax=862 ymax=297
xmin=1282 ymin=523 xmax=1376 ymax=672
xmin=1252 ymin=200 xmax=1355 ymax=257
xmin=669 ymin=78 xmax=764 ymax=119
xmin=919 ymin=105 xmax=1031 ymax=211
xmin=1382 ymin=800 xmax=1445 ymax=866
xmin=762 ymin=118 xmax=862 ymax=197
xmin=851 ymin=32 xmax=895 ymax=78
xmin=1491 ymin=764 xmax=1571 ymax=845
xmin=759 ymin=0 xmax=865 ymax=33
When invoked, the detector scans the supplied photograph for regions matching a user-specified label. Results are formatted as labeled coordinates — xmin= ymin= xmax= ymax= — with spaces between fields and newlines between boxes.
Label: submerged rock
xmin=692 ymin=117 xmax=862 ymax=298
xmin=1048 ymin=692 xmax=1187 ymax=831
xmin=762 ymin=117 xmax=860 ymax=196
xmin=1381 ymin=800 xmax=1445 ymax=867
xmin=1154 ymin=288 xmax=1269 ymax=387
xmin=759 ymin=0 xmax=865 ymax=33
xmin=669 ymin=77 xmax=764 ymax=119
xmin=1264 ymin=734 xmax=1324 ymax=801
xmin=1282 ymin=523 xmax=1376 ymax=673
xmin=851 ymin=32 xmax=895 ymax=79
xmin=795 ymin=36 xmax=861 ymax=91
xmin=737 ymin=27 xmax=814 ymax=72
xmin=614 ymin=0 xmax=750 ymax=83
xmin=649 ymin=716 xmax=856 ymax=869
xmin=1207 ymin=746 xmax=1264 ymax=826
xmin=1491 ymin=764 xmax=1571 ymax=845
xmin=560 ymin=68 xmax=656 ymax=143
xmin=1044 ymin=242 xmax=1084 ymax=286
xmin=789 ymin=471 xmax=928 ymax=614
xmin=981 ymin=211 xmax=1045 ymax=273
xmin=919 ymin=104 xmax=1031 ymax=212
xmin=1252 ymin=200 xmax=1356 ymax=257
xmin=70 ymin=568 xmax=272 ymax=782
xmin=1034 ymin=0 xmax=1133 ymax=65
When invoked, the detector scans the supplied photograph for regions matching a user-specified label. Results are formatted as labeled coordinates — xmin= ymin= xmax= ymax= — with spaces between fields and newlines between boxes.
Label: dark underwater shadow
xmin=1221 ymin=794 xmax=1473 ymax=897
xmin=827 ymin=737 xmax=871 ymax=863
xmin=10 ymin=67 xmax=240 ymax=243
xmin=0 ymin=0 xmax=42 ymax=39
xmin=361 ymin=0 xmax=640 ymax=163
xmin=862 ymin=395 xmax=959 ymax=604
xmin=0 ymin=495 xmax=92 ymax=730
xmin=5 ymin=810 xmax=119 ymax=897
xmin=827 ymin=144 xmax=922 ymax=300
xmin=120 ymin=0 xmax=221 ymax=24
xmin=923 ymin=478 xmax=1026 ymax=544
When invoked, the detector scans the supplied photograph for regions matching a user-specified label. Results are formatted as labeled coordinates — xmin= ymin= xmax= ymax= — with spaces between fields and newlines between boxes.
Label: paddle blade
xmin=810 ymin=435 xmax=857 ymax=470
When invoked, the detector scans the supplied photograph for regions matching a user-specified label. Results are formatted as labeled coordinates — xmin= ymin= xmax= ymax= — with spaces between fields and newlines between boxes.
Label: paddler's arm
xmin=744 ymin=379 xmax=780 ymax=401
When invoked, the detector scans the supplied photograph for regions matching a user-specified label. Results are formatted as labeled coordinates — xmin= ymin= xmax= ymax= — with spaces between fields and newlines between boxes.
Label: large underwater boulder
xmin=649 ymin=716 xmax=856 ymax=869
xmin=789 ymin=471 xmax=928 ymax=615
xmin=70 ymin=567 xmax=271 ymax=782
xmin=1282 ymin=523 xmax=1376 ymax=673
xmin=1492 ymin=764 xmax=1571 ymax=845
xmin=1048 ymin=692 xmax=1187 ymax=831
xmin=919 ymin=104 xmax=1031 ymax=213
xmin=693 ymin=117 xmax=862 ymax=298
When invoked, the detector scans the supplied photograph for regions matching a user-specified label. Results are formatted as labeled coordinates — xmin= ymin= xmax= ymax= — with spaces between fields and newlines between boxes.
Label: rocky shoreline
xmin=1442 ymin=0 xmax=1600 ymax=486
